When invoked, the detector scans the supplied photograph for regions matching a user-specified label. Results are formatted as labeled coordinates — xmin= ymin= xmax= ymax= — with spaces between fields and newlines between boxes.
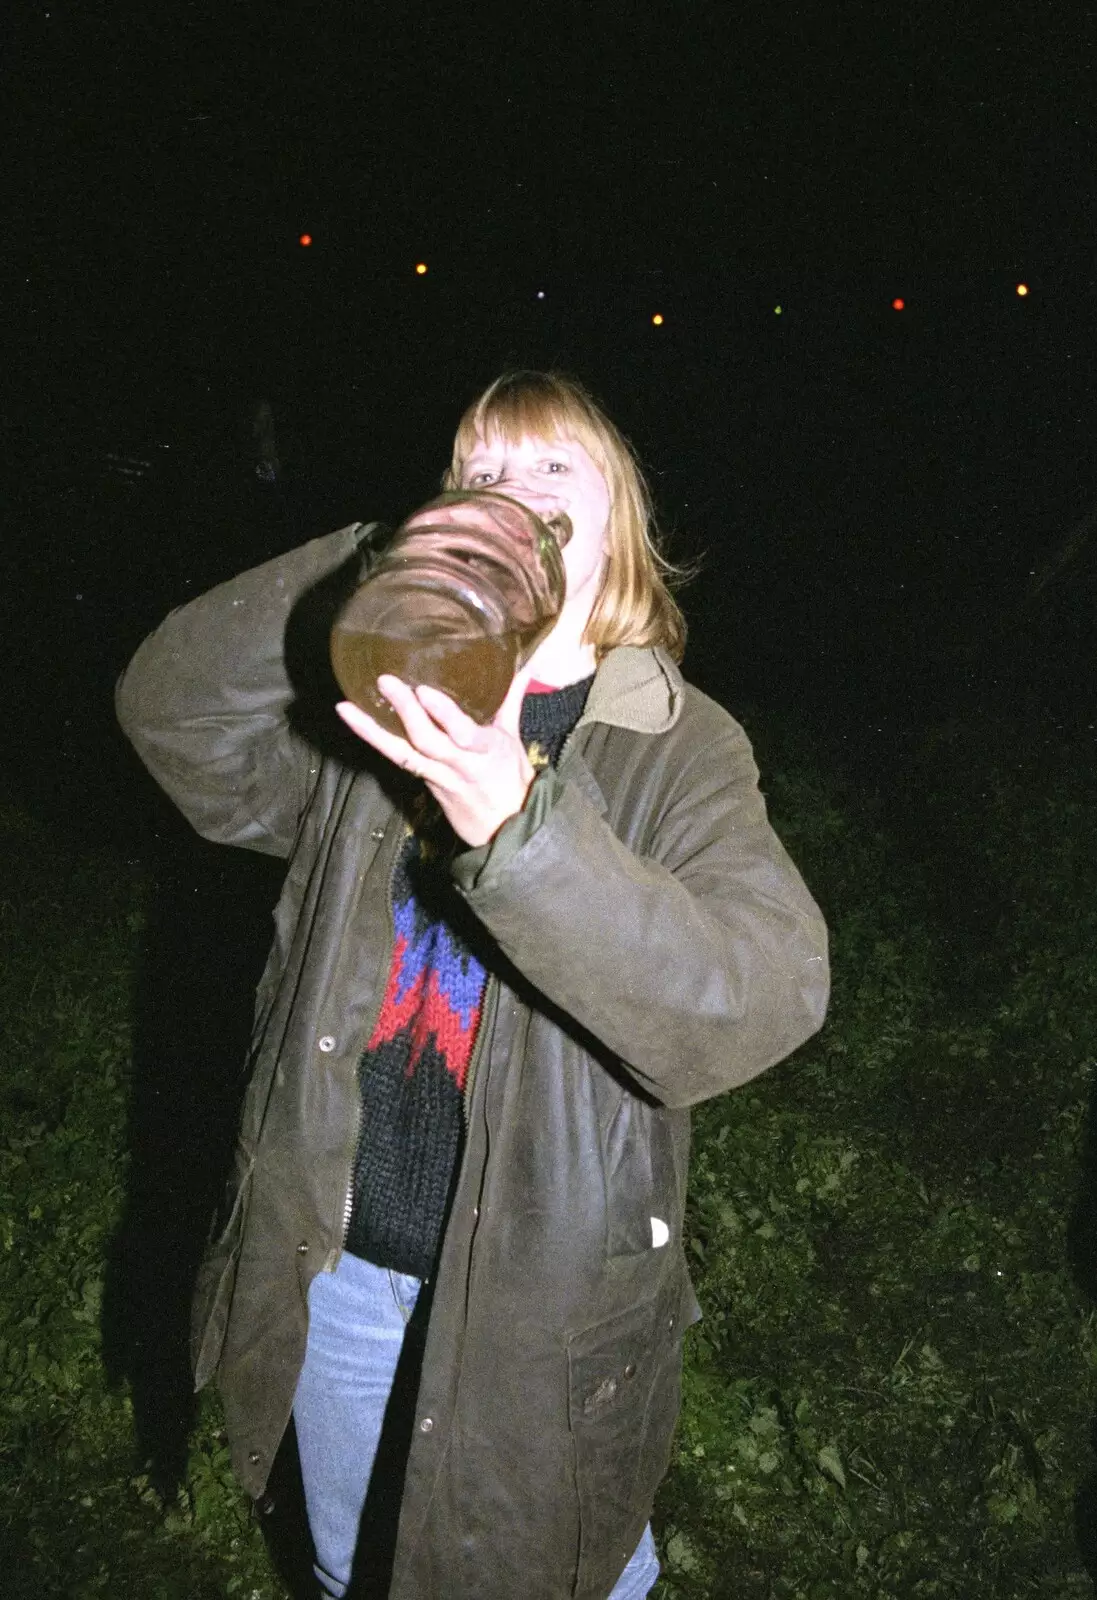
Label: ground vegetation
xmin=1 ymin=710 xmax=1094 ymax=1598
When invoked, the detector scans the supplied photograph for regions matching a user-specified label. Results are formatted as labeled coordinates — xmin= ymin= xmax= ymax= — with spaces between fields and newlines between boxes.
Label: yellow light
xmin=1017 ymin=282 xmax=1029 ymax=296
xmin=415 ymin=262 xmax=428 ymax=275
xmin=652 ymin=313 xmax=664 ymax=326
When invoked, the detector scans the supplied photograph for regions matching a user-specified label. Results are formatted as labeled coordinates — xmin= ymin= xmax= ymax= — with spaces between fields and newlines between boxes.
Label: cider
xmin=330 ymin=490 xmax=568 ymax=736
xmin=330 ymin=624 xmax=520 ymax=737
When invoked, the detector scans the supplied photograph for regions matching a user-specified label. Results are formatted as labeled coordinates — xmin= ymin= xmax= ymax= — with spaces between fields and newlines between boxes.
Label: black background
xmin=4 ymin=0 xmax=1097 ymax=834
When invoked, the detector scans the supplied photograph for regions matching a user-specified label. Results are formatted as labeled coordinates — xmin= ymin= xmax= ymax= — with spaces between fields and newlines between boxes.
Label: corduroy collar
xmin=576 ymin=646 xmax=684 ymax=736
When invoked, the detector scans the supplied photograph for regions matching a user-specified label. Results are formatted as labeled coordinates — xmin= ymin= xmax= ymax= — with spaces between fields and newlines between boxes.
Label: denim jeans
xmin=293 ymin=1251 xmax=660 ymax=1599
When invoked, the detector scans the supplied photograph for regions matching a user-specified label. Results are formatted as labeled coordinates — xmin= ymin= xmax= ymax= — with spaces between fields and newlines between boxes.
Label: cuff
xmin=451 ymin=765 xmax=565 ymax=894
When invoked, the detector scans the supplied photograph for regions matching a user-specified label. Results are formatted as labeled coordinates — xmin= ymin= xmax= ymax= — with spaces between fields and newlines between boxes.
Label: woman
xmin=116 ymin=370 xmax=828 ymax=1599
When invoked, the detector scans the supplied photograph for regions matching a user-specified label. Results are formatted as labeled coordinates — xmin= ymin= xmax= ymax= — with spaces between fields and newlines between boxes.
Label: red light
xmin=298 ymin=233 xmax=313 ymax=248
xmin=891 ymin=297 xmax=905 ymax=311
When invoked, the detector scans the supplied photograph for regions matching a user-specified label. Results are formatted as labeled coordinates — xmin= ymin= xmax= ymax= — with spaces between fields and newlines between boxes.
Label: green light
xmin=774 ymin=305 xmax=783 ymax=315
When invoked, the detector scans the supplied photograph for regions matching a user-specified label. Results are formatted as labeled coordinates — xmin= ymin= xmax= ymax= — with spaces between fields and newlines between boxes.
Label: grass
xmin=654 ymin=719 xmax=1097 ymax=1597
xmin=0 ymin=809 xmax=278 ymax=1598
xmin=0 ymin=713 xmax=1095 ymax=1598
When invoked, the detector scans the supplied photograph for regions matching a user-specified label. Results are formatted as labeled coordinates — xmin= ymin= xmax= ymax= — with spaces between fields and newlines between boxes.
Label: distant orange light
xmin=652 ymin=313 xmax=664 ymax=326
xmin=298 ymin=233 xmax=313 ymax=248
xmin=1017 ymin=282 xmax=1029 ymax=296
xmin=415 ymin=262 xmax=428 ymax=275
xmin=891 ymin=297 xmax=905 ymax=311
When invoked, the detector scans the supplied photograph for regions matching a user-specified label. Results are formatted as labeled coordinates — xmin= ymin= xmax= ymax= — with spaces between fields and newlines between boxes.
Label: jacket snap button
xmin=624 ymin=1361 xmax=637 ymax=1380
xmin=419 ymin=1416 xmax=434 ymax=1433
xmin=248 ymin=1450 xmax=261 ymax=1465
xmin=667 ymin=1314 xmax=677 ymax=1332
xmin=318 ymin=1035 xmax=336 ymax=1053
xmin=296 ymin=1241 xmax=309 ymax=1255
xmin=370 ymin=827 xmax=385 ymax=841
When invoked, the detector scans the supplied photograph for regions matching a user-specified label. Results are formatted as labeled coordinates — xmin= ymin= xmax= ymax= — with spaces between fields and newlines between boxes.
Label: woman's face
xmin=458 ymin=431 xmax=611 ymax=617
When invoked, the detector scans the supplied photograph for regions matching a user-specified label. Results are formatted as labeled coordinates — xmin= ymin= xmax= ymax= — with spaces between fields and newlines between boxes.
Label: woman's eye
xmin=543 ymin=460 xmax=568 ymax=475
xmin=467 ymin=469 xmax=497 ymax=486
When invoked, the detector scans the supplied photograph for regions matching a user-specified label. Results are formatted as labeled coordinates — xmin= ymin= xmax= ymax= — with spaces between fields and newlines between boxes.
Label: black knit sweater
xmin=344 ymin=676 xmax=593 ymax=1278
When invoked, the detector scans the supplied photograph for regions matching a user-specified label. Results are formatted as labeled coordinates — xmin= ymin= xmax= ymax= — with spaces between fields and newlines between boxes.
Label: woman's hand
xmin=335 ymin=672 xmax=535 ymax=848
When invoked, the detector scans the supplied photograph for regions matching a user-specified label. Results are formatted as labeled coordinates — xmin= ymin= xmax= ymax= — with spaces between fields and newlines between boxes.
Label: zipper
xmin=461 ymin=976 xmax=498 ymax=1129
xmin=339 ymin=1109 xmax=363 ymax=1255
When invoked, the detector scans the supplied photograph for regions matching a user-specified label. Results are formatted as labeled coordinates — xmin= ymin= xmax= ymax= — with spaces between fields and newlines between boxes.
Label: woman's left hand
xmin=335 ymin=672 xmax=535 ymax=847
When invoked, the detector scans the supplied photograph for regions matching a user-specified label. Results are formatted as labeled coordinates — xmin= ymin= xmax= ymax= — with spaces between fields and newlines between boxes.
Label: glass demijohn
xmin=330 ymin=490 xmax=572 ymax=737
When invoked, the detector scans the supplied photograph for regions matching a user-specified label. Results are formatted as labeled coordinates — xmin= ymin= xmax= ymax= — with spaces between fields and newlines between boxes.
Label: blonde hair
xmin=443 ymin=371 xmax=687 ymax=662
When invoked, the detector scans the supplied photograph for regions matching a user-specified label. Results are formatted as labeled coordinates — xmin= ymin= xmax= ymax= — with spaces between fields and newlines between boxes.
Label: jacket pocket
xmin=567 ymin=1274 xmax=686 ymax=1594
xmin=602 ymin=1090 xmax=681 ymax=1260
xmin=190 ymin=1163 xmax=253 ymax=1391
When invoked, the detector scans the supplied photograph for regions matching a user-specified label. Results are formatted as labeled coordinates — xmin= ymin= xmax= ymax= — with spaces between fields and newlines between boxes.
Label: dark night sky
xmin=4 ymin=0 xmax=1097 ymax=828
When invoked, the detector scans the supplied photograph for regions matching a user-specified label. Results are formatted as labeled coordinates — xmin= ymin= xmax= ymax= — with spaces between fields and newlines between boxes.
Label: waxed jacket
xmin=116 ymin=522 xmax=829 ymax=1600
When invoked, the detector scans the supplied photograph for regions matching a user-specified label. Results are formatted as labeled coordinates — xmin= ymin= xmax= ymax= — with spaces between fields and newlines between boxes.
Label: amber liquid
xmin=331 ymin=625 xmax=523 ymax=736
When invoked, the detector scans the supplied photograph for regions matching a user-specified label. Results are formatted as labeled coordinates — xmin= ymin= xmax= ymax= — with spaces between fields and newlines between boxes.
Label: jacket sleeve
xmin=451 ymin=705 xmax=829 ymax=1108
xmin=115 ymin=524 xmax=371 ymax=858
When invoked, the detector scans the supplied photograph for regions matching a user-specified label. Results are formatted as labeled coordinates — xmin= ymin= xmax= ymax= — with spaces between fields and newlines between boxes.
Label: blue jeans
xmin=293 ymin=1251 xmax=660 ymax=1599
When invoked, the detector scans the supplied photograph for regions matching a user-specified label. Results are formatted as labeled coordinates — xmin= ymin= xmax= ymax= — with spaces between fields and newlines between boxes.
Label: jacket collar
xmin=577 ymin=646 xmax=684 ymax=735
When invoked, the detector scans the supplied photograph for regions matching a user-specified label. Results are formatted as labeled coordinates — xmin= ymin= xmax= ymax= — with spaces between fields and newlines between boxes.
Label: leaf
xmin=749 ymin=1406 xmax=781 ymax=1439
xmin=665 ymin=1531 xmax=701 ymax=1574
xmin=816 ymin=1443 xmax=846 ymax=1490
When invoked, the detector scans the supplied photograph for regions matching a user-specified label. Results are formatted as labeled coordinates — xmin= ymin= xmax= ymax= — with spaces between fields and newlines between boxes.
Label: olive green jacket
xmin=116 ymin=523 xmax=829 ymax=1600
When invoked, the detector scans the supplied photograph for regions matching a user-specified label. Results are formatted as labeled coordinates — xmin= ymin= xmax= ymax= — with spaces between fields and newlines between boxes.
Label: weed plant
xmin=0 ymin=714 xmax=1094 ymax=1598
xmin=655 ymin=718 xmax=1097 ymax=1598
xmin=0 ymin=810 xmax=275 ymax=1598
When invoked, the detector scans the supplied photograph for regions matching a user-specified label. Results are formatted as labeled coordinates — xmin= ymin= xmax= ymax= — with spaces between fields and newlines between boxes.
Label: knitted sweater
xmin=344 ymin=677 xmax=593 ymax=1278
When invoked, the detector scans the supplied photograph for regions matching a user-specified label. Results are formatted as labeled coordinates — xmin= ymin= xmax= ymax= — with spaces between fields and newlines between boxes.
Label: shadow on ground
xmin=1069 ymin=1065 xmax=1097 ymax=1582
xmin=100 ymin=789 xmax=285 ymax=1496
